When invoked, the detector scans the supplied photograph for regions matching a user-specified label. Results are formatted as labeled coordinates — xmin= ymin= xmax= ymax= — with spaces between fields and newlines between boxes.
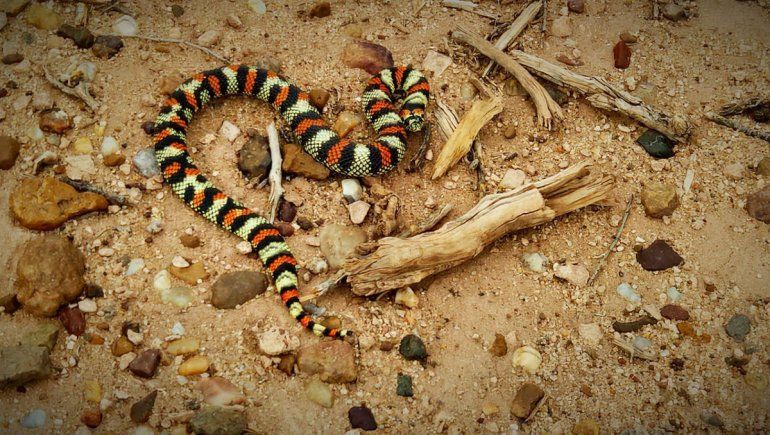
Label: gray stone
xmin=211 ymin=271 xmax=267 ymax=309
xmin=399 ymin=334 xmax=427 ymax=361
xmin=189 ymin=406 xmax=248 ymax=435
xmin=21 ymin=323 xmax=60 ymax=350
xmin=319 ymin=224 xmax=367 ymax=269
xmin=725 ymin=314 xmax=751 ymax=341
xmin=0 ymin=345 xmax=53 ymax=389
xmin=133 ymin=148 xmax=160 ymax=177
xmin=237 ymin=135 xmax=271 ymax=181
xmin=297 ymin=340 xmax=357 ymax=383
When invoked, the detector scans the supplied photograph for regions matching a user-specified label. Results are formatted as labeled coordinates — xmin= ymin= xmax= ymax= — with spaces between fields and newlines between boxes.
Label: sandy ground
xmin=1 ymin=0 xmax=769 ymax=433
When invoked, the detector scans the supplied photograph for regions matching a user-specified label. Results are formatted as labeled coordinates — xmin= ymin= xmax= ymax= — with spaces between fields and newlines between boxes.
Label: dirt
xmin=1 ymin=0 xmax=769 ymax=433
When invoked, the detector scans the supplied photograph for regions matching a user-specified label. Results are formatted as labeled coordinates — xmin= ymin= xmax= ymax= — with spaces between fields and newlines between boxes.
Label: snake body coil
xmin=154 ymin=64 xmax=430 ymax=338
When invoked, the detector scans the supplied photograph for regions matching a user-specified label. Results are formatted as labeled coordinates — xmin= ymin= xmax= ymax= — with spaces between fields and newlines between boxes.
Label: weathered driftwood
xmin=266 ymin=122 xmax=284 ymax=222
xmin=452 ymin=26 xmax=563 ymax=130
xmin=442 ymin=0 xmax=499 ymax=20
xmin=497 ymin=46 xmax=692 ymax=142
xmin=434 ymin=99 xmax=460 ymax=141
xmin=718 ymin=97 xmax=770 ymax=116
xmin=481 ymin=1 xmax=542 ymax=77
xmin=705 ymin=112 xmax=770 ymax=143
xmin=345 ymin=162 xmax=614 ymax=296
xmin=431 ymin=98 xmax=503 ymax=179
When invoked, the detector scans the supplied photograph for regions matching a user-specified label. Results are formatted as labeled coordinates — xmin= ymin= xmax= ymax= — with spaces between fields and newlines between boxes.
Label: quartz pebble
xmin=167 ymin=337 xmax=200 ymax=356
xmin=553 ymin=262 xmax=589 ymax=287
xmin=258 ymin=327 xmax=300 ymax=356
xmin=198 ymin=377 xmax=245 ymax=406
xmin=219 ymin=120 xmax=240 ymax=142
xmin=306 ymin=378 xmax=334 ymax=407
xmin=348 ymin=200 xmax=370 ymax=224
xmin=522 ymin=252 xmax=548 ymax=273
xmin=133 ymin=148 xmax=160 ymax=177
xmin=512 ymin=346 xmax=541 ymax=374
xmin=21 ymin=409 xmax=46 ymax=428
xmin=616 ymin=283 xmax=641 ymax=303
xmin=500 ymin=169 xmax=526 ymax=190
xmin=112 ymin=15 xmax=137 ymax=36
xmin=319 ymin=224 xmax=367 ymax=269
xmin=333 ymin=111 xmax=362 ymax=137
xmin=394 ymin=287 xmax=419 ymax=308
xmin=178 ymin=355 xmax=210 ymax=376
xmin=341 ymin=178 xmax=363 ymax=203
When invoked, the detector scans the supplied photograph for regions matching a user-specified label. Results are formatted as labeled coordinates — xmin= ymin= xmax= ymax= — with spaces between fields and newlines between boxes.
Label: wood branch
xmin=59 ymin=177 xmax=127 ymax=206
xmin=435 ymin=99 xmax=460 ymax=141
xmin=431 ymin=98 xmax=503 ymax=179
xmin=398 ymin=204 xmax=454 ymax=238
xmin=43 ymin=67 xmax=99 ymax=112
xmin=502 ymin=48 xmax=692 ymax=142
xmin=719 ymin=97 xmax=770 ymax=116
xmin=452 ymin=26 xmax=563 ymax=129
xmin=406 ymin=123 xmax=432 ymax=173
xmin=587 ymin=194 xmax=633 ymax=285
xmin=266 ymin=122 xmax=284 ymax=222
xmin=109 ymin=34 xmax=230 ymax=63
xmin=481 ymin=1 xmax=542 ymax=77
xmin=705 ymin=112 xmax=770 ymax=143
xmin=442 ymin=0 xmax=500 ymax=20
xmin=344 ymin=162 xmax=614 ymax=296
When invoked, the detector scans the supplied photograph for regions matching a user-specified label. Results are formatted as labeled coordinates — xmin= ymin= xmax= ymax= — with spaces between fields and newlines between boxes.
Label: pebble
xmin=282 ymin=142 xmax=330 ymax=179
xmin=725 ymin=314 xmax=751 ymax=341
xmin=396 ymin=374 xmax=413 ymax=397
xmin=197 ymin=29 xmax=222 ymax=47
xmin=616 ymin=283 xmax=641 ymax=303
xmin=277 ymin=200 xmax=297 ymax=222
xmin=297 ymin=340 xmax=357 ymax=383
xmin=553 ymin=262 xmax=589 ymax=287
xmin=510 ymin=382 xmax=544 ymax=419
xmin=211 ymin=271 xmax=267 ymax=309
xmin=641 ymin=181 xmax=679 ymax=218
xmin=59 ymin=306 xmax=86 ymax=336
xmin=159 ymin=287 xmax=195 ymax=308
xmin=219 ymin=120 xmax=240 ymax=142
xmin=133 ymin=148 xmax=160 ymax=177
xmin=169 ymin=262 xmax=209 ymax=285
xmin=154 ymin=270 xmax=172 ymax=291
xmin=167 ymin=337 xmax=200 ymax=356
xmin=522 ymin=252 xmax=548 ymax=273
xmin=21 ymin=409 xmax=46 ymax=428
xmin=93 ymin=35 xmax=124 ymax=59
xmin=746 ymin=186 xmax=770 ymax=223
xmin=636 ymin=240 xmax=683 ymax=271
xmin=31 ymin=91 xmax=53 ymax=111
xmin=128 ymin=349 xmax=161 ymax=378
xmin=100 ymin=136 xmax=119 ymax=156
xmin=56 ymin=24 xmax=94 ymax=48
xmin=612 ymin=316 xmax=657 ymax=333
xmin=421 ymin=50 xmax=452 ymax=78
xmin=341 ymin=178 xmax=363 ymax=203
xmin=64 ymin=155 xmax=96 ymax=180
xmin=130 ymin=390 xmax=157 ymax=423
xmin=189 ymin=407 xmax=248 ymax=435
xmin=567 ymin=0 xmax=584 ymax=13
xmin=81 ymin=409 xmax=102 ymax=428
xmin=26 ymin=3 xmax=61 ymax=30
xmin=333 ymin=111 xmax=363 ymax=137
xmin=278 ymin=354 xmax=296 ymax=375
xmin=9 ymin=177 xmax=106 ymax=228
xmin=225 ymin=13 xmax=243 ymax=29
xmin=613 ymin=40 xmax=631 ymax=69
xmin=2 ymin=0 xmax=26 ymax=16
xmin=660 ymin=304 xmax=689 ymax=321
xmin=572 ymin=419 xmax=600 ymax=435
xmin=238 ymin=135 xmax=271 ymax=180
xmin=341 ymin=40 xmax=394 ymax=75
xmin=399 ymin=334 xmax=427 ymax=361
xmin=394 ymin=287 xmax=419 ymax=308
xmin=348 ymin=200 xmax=371 ymax=224
xmin=171 ymin=256 xmax=190 ymax=268
xmin=1 ymin=53 xmax=22 ymax=64
xmin=0 ymin=135 xmax=21 ymax=169
xmin=500 ymin=169 xmax=526 ymax=190
xmin=662 ymin=3 xmax=686 ymax=21
xmin=309 ymin=1 xmax=331 ymax=17
xmin=78 ymin=299 xmax=97 ymax=313
xmin=578 ymin=323 xmax=602 ymax=346
xmin=551 ymin=16 xmax=572 ymax=37
xmin=248 ymin=0 xmax=267 ymax=14
xmin=125 ymin=258 xmax=145 ymax=276
xmin=319 ymin=224 xmax=367 ymax=269
xmin=199 ymin=377 xmax=245 ymax=406
xmin=619 ymin=31 xmax=638 ymax=44
xmin=512 ymin=346 xmax=541 ymax=374
xmin=257 ymin=327 xmax=300 ymax=356
xmin=21 ymin=323 xmax=60 ymax=350
xmin=39 ymin=110 xmax=72 ymax=134
xmin=306 ymin=378 xmax=334 ymax=407
xmin=348 ymin=406 xmax=377 ymax=431
xmin=170 ymin=4 xmax=184 ymax=17
xmin=503 ymin=124 xmax=517 ymax=139
xmin=127 ymin=329 xmax=143 ymax=345
xmin=309 ymin=88 xmax=330 ymax=109
xmin=724 ymin=163 xmax=744 ymax=180
xmin=179 ymin=355 xmax=210 ymax=376
xmin=112 ymin=15 xmax=137 ymax=36
xmin=636 ymin=129 xmax=675 ymax=158
xmin=756 ymin=157 xmax=770 ymax=177
xmin=0 ymin=345 xmax=53 ymax=388
xmin=14 ymin=235 xmax=86 ymax=317
xmin=666 ymin=286 xmax=683 ymax=302
xmin=489 ymin=333 xmax=508 ymax=357
xmin=180 ymin=234 xmax=201 ymax=248
xmin=72 ymin=137 xmax=93 ymax=154
xmin=84 ymin=379 xmax=102 ymax=402
xmin=306 ymin=257 xmax=328 ymax=274
xmin=460 ymin=82 xmax=477 ymax=100
xmin=111 ymin=336 xmax=134 ymax=356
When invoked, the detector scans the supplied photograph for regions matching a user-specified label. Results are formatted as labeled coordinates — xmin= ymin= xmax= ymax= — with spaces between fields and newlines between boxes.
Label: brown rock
xmin=58 ymin=306 xmax=86 ymax=336
xmin=130 ymin=390 xmax=157 ymax=423
xmin=210 ymin=271 xmax=267 ymax=309
xmin=111 ymin=336 xmax=134 ymax=356
xmin=275 ymin=221 xmax=294 ymax=237
xmin=641 ymin=181 xmax=679 ymax=218
xmin=168 ymin=262 xmax=209 ymax=285
xmin=746 ymin=186 xmax=770 ymax=223
xmin=308 ymin=1 xmax=331 ymax=18
xmin=81 ymin=409 xmax=102 ymax=428
xmin=511 ymin=382 xmax=545 ymax=419
xmin=660 ymin=304 xmax=690 ymax=321
xmin=489 ymin=333 xmax=508 ymax=357
xmin=9 ymin=177 xmax=108 ymax=230
xmin=159 ymin=72 xmax=185 ymax=95
xmin=756 ymin=157 xmax=770 ymax=177
xmin=128 ymin=349 xmax=161 ymax=378
xmin=39 ymin=110 xmax=72 ymax=134
xmin=277 ymin=200 xmax=297 ymax=222
xmin=309 ymin=88 xmax=330 ymax=109
xmin=503 ymin=125 xmax=517 ymax=139
xmin=613 ymin=40 xmax=631 ymax=69
xmin=567 ymin=0 xmax=584 ymax=13
xmin=278 ymin=354 xmax=296 ymax=375
xmin=341 ymin=40 xmax=394 ymax=75
xmin=180 ymin=234 xmax=201 ymax=248
xmin=619 ymin=31 xmax=638 ymax=44
xmin=297 ymin=340 xmax=357 ymax=383
xmin=198 ymin=377 xmax=245 ymax=406
xmin=15 ymin=235 xmax=86 ymax=317
xmin=636 ymin=240 xmax=683 ymax=271
xmin=572 ymin=419 xmax=600 ymax=435
xmin=0 ymin=135 xmax=21 ymax=169
xmin=282 ymin=142 xmax=330 ymax=180
xmin=237 ymin=135 xmax=271 ymax=181
xmin=102 ymin=153 xmax=125 ymax=167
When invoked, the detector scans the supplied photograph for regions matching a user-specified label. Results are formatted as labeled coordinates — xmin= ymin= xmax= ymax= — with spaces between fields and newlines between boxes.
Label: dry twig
xmin=398 ymin=204 xmax=454 ymax=238
xmin=266 ymin=122 xmax=284 ymax=222
xmin=442 ymin=0 xmax=500 ymax=20
xmin=705 ymin=112 xmax=770 ymax=143
xmin=59 ymin=177 xmax=128 ymax=206
xmin=481 ymin=1 xmax=542 ymax=77
xmin=406 ymin=123 xmax=432 ymax=173
xmin=108 ymin=34 xmax=230 ymax=64
xmin=718 ymin=97 xmax=770 ymax=116
xmin=587 ymin=194 xmax=633 ymax=285
xmin=43 ymin=67 xmax=99 ymax=112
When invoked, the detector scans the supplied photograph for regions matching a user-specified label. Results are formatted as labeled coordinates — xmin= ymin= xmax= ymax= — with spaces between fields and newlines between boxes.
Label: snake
xmin=153 ymin=64 xmax=430 ymax=338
